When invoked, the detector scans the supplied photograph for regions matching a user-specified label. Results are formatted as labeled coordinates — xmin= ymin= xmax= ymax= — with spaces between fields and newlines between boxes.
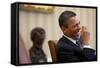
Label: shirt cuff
xmin=83 ymin=45 xmax=93 ymax=49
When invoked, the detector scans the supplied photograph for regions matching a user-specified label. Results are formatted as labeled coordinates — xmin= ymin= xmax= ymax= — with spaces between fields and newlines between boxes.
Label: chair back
xmin=48 ymin=40 xmax=58 ymax=62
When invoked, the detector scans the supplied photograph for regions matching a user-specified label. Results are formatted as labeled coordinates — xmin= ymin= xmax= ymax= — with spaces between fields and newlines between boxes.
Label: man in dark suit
xmin=57 ymin=11 xmax=96 ymax=62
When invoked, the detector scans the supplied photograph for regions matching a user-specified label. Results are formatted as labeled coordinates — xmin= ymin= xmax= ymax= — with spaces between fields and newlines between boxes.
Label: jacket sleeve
xmin=83 ymin=48 xmax=96 ymax=61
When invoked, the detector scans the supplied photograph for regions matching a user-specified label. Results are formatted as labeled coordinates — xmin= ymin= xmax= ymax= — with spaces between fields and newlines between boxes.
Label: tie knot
xmin=76 ymin=40 xmax=83 ymax=50
xmin=76 ymin=40 xmax=80 ymax=46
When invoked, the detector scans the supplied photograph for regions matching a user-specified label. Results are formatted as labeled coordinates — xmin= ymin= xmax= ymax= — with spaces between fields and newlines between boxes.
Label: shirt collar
xmin=63 ymin=35 xmax=76 ymax=44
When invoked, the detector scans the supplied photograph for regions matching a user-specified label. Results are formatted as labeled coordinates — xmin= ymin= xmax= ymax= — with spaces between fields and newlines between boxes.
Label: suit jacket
xmin=57 ymin=36 xmax=96 ymax=63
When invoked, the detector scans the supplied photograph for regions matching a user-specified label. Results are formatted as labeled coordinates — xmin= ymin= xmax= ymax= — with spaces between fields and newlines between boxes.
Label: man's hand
xmin=80 ymin=26 xmax=90 ymax=45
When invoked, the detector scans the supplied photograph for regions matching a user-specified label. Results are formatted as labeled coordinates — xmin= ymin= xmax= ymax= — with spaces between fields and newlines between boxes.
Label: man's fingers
xmin=80 ymin=26 xmax=88 ymax=36
xmin=82 ymin=26 xmax=87 ymax=31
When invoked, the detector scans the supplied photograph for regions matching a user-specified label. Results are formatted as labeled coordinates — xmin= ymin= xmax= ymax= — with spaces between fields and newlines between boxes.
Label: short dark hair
xmin=59 ymin=11 xmax=76 ymax=27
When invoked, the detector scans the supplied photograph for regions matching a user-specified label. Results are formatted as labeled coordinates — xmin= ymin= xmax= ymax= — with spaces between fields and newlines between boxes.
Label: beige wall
xmin=19 ymin=6 xmax=96 ymax=62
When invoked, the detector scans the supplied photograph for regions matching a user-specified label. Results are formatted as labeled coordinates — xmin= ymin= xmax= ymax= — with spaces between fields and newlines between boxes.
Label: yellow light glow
xmin=19 ymin=4 xmax=55 ymax=13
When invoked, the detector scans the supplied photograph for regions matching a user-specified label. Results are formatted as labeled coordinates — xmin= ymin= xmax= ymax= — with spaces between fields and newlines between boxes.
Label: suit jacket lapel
xmin=62 ymin=36 xmax=82 ymax=49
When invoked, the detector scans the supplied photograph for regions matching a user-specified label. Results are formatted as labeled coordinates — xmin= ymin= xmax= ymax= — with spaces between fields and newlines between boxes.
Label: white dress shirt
xmin=63 ymin=35 xmax=93 ymax=49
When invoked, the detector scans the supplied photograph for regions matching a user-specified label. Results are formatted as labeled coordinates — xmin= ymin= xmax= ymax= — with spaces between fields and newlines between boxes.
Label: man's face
xmin=64 ymin=16 xmax=81 ymax=40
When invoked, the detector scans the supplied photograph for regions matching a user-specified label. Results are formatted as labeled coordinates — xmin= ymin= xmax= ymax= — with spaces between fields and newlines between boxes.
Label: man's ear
xmin=61 ymin=26 xmax=67 ymax=34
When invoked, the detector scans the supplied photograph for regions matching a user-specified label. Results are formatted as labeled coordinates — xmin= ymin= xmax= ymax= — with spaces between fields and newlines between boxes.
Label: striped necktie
xmin=76 ymin=40 xmax=83 ymax=50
